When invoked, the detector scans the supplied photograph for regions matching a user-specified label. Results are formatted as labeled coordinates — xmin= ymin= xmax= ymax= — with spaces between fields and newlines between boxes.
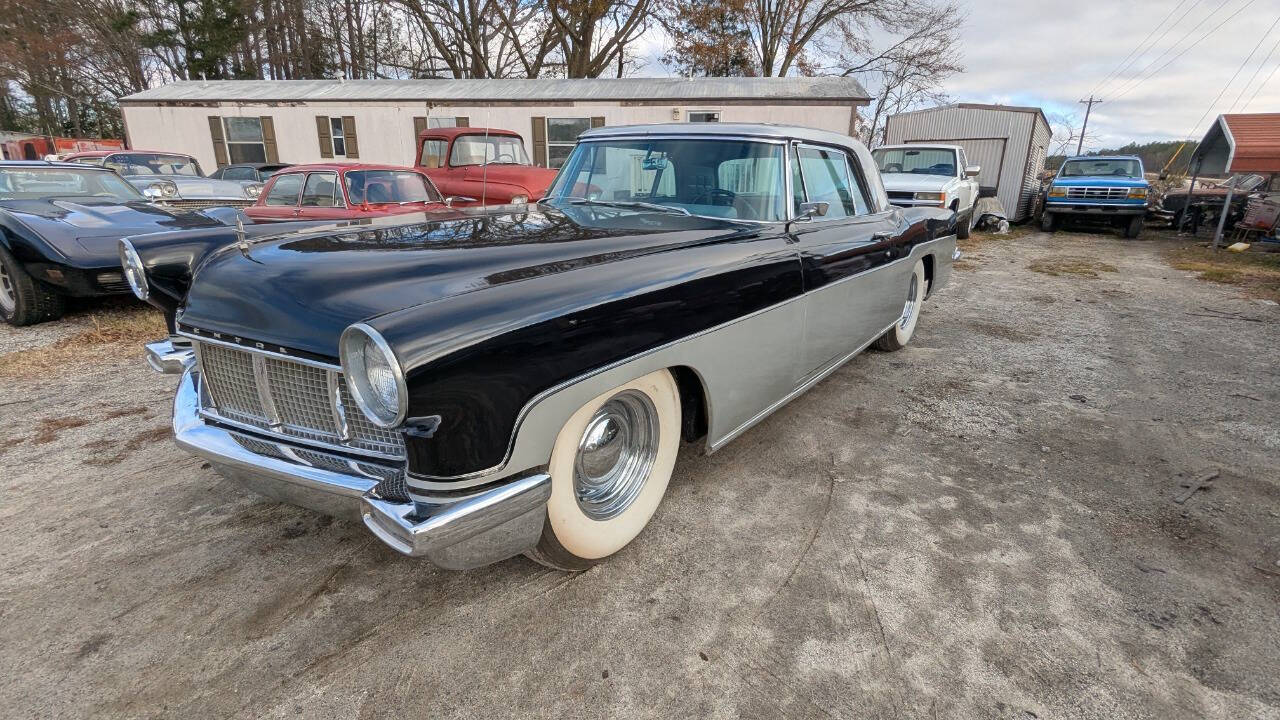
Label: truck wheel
xmin=956 ymin=206 xmax=976 ymax=239
xmin=526 ymin=369 xmax=681 ymax=571
xmin=1124 ymin=215 xmax=1144 ymax=239
xmin=0 ymin=245 xmax=65 ymax=326
xmin=874 ymin=259 xmax=926 ymax=352
xmin=1040 ymin=211 xmax=1056 ymax=232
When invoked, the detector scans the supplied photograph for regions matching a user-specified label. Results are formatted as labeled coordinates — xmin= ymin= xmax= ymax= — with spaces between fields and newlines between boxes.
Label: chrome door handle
xmin=872 ymin=231 xmax=894 ymax=242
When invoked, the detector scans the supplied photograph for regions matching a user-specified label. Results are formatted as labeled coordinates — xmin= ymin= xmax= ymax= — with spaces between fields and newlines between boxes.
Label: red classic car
xmin=414 ymin=127 xmax=558 ymax=206
xmin=244 ymin=163 xmax=448 ymax=222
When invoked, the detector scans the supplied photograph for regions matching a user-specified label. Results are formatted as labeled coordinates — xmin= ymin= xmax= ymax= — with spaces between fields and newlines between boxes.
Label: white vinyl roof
xmin=120 ymin=77 xmax=871 ymax=104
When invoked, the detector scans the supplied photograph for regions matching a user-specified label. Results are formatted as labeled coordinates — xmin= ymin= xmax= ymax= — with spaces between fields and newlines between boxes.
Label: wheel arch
xmin=669 ymin=364 xmax=710 ymax=444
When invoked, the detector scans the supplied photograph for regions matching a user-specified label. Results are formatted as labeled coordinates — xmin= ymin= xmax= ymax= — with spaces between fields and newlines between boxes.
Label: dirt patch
xmin=83 ymin=425 xmax=173 ymax=467
xmin=1028 ymin=255 xmax=1119 ymax=278
xmin=31 ymin=417 xmax=91 ymax=445
xmin=104 ymin=406 xmax=148 ymax=420
xmin=967 ymin=320 xmax=1037 ymax=342
xmin=1165 ymin=245 xmax=1280 ymax=302
xmin=0 ymin=306 xmax=165 ymax=380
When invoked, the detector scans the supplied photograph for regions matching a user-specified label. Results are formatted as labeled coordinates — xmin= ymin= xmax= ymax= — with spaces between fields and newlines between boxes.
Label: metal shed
xmin=885 ymin=103 xmax=1052 ymax=221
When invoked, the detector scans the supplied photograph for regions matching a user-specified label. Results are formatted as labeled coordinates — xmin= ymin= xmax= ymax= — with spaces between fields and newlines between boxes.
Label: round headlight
xmin=143 ymin=185 xmax=163 ymax=199
xmin=340 ymin=324 xmax=407 ymax=428
xmin=509 ymin=194 xmax=528 ymax=205
xmin=244 ymin=183 xmax=264 ymax=199
xmin=118 ymin=239 xmax=148 ymax=301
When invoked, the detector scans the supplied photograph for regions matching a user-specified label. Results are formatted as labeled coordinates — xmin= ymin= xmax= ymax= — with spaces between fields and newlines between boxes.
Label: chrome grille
xmin=196 ymin=340 xmax=405 ymax=459
xmin=156 ymin=199 xmax=254 ymax=211
xmin=1064 ymin=186 xmax=1130 ymax=201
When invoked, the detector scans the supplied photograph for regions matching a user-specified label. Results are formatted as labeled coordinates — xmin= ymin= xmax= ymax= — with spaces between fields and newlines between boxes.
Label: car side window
xmin=264 ymin=174 xmax=304 ymax=206
xmin=420 ymin=139 xmax=447 ymax=168
xmin=208 ymin=168 xmax=224 ymax=179
xmin=300 ymin=172 xmax=339 ymax=207
xmin=795 ymin=145 xmax=859 ymax=219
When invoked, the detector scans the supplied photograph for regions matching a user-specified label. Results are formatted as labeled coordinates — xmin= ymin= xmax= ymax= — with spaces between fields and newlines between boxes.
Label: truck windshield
xmin=0 ymin=167 xmax=146 ymax=201
xmin=546 ymin=139 xmax=786 ymax=222
xmin=1060 ymin=159 xmax=1141 ymax=178
xmin=872 ymin=148 xmax=956 ymax=177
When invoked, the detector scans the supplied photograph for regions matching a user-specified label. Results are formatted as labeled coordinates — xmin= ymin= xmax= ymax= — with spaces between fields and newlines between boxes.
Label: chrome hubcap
xmin=899 ymin=273 xmax=919 ymax=329
xmin=573 ymin=390 xmax=659 ymax=520
xmin=0 ymin=263 xmax=14 ymax=313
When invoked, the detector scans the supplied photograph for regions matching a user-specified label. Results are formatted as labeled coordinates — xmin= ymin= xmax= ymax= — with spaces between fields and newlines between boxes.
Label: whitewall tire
xmin=874 ymin=259 xmax=926 ymax=352
xmin=526 ymin=369 xmax=681 ymax=570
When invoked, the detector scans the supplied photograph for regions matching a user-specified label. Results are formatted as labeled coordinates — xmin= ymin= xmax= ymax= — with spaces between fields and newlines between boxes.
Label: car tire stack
xmin=0 ymin=246 xmax=65 ymax=326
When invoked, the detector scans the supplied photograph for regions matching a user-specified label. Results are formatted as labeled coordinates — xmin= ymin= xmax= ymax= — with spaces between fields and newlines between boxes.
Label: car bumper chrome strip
xmin=171 ymin=368 xmax=551 ymax=569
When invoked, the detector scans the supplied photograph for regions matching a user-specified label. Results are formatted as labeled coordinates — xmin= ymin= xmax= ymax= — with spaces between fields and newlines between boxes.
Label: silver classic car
xmin=125 ymin=123 xmax=959 ymax=571
xmin=65 ymin=150 xmax=263 ymax=210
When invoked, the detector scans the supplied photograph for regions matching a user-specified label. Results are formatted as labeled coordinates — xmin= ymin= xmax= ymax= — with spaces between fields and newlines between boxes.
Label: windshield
xmin=545 ymin=139 xmax=786 ymax=222
xmin=344 ymin=170 xmax=441 ymax=204
xmin=1060 ymin=158 xmax=1141 ymax=178
xmin=872 ymin=148 xmax=957 ymax=177
xmin=106 ymin=153 xmax=202 ymax=177
xmin=450 ymin=135 xmax=532 ymax=166
xmin=0 ymin=167 xmax=146 ymax=201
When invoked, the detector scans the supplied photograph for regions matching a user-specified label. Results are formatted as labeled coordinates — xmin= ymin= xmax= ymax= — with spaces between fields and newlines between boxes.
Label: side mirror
xmin=796 ymin=201 xmax=829 ymax=221
xmin=965 ymin=165 xmax=981 ymax=178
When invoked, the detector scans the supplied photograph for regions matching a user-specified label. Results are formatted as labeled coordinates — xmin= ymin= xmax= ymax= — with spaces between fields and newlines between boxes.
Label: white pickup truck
xmin=872 ymin=144 xmax=981 ymax=238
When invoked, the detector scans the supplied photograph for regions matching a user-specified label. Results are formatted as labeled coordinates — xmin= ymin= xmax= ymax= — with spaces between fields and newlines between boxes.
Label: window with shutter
xmin=208 ymin=117 xmax=229 ymax=167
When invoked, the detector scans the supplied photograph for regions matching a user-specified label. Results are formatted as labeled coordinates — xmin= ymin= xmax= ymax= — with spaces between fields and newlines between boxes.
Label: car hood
xmin=1051 ymin=176 xmax=1147 ymax=188
xmin=1 ymin=198 xmax=223 ymax=265
xmin=879 ymin=173 xmax=955 ymax=192
xmin=462 ymin=164 xmax=559 ymax=197
xmin=125 ymin=175 xmax=254 ymax=199
xmin=178 ymin=205 xmax=756 ymax=358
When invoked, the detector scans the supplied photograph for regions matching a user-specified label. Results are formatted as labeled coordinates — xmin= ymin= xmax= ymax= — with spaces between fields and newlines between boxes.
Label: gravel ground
xmin=0 ymin=230 xmax=1277 ymax=719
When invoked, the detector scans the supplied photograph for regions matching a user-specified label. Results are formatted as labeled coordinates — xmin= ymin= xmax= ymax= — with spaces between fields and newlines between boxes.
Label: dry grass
xmin=1165 ymin=246 xmax=1280 ymax=302
xmin=1028 ymin=256 xmax=1119 ymax=278
xmin=0 ymin=306 xmax=166 ymax=380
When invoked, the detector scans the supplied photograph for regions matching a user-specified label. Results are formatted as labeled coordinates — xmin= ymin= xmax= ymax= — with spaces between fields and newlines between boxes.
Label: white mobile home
xmin=118 ymin=78 xmax=871 ymax=172
xmin=885 ymin=103 xmax=1051 ymax=222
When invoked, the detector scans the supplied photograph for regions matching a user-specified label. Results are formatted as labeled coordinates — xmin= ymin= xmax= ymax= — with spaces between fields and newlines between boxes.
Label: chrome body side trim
xmin=172 ymin=370 xmax=550 ymax=569
xmin=406 ymin=234 xmax=955 ymax=493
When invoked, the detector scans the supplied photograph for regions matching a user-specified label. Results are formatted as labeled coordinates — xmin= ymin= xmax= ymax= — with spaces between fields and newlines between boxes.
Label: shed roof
xmin=1191 ymin=113 xmax=1280 ymax=174
xmin=889 ymin=102 xmax=1050 ymax=131
xmin=120 ymin=77 xmax=871 ymax=105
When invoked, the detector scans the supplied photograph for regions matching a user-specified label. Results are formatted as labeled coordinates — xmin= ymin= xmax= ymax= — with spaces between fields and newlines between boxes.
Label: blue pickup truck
xmin=1041 ymin=155 xmax=1149 ymax=238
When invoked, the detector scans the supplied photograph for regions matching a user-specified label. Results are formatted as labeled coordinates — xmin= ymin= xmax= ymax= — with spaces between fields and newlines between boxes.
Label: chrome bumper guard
xmin=146 ymin=338 xmax=196 ymax=374
xmin=171 ymin=369 xmax=551 ymax=569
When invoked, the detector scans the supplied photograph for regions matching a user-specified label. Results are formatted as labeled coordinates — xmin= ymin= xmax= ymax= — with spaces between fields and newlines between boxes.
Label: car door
xmin=419 ymin=136 xmax=460 ymax=198
xmin=789 ymin=142 xmax=908 ymax=377
xmin=294 ymin=171 xmax=349 ymax=221
xmin=247 ymin=172 xmax=303 ymax=222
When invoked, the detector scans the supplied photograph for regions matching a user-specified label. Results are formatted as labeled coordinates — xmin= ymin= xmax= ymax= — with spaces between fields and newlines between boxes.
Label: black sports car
xmin=0 ymin=161 xmax=228 ymax=325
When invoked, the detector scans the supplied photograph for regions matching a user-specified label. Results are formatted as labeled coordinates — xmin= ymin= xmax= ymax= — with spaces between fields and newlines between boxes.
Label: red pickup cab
xmin=244 ymin=163 xmax=448 ymax=222
xmin=414 ymin=127 xmax=558 ymax=206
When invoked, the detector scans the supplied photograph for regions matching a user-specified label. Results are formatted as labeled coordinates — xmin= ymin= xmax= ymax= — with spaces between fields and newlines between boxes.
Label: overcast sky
xmin=633 ymin=0 xmax=1280 ymax=151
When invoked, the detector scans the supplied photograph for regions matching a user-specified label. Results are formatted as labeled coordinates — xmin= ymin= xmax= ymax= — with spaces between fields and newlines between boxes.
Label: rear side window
xmin=264 ymin=174 xmax=303 ymax=206
xmin=300 ymin=172 xmax=339 ymax=207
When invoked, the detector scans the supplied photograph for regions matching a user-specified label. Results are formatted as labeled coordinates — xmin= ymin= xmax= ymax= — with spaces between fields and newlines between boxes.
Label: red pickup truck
xmin=414 ymin=127 xmax=558 ymax=206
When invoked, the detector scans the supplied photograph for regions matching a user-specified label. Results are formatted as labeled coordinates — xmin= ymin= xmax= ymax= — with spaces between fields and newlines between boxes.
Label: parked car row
xmin=113 ymin=122 xmax=960 ymax=571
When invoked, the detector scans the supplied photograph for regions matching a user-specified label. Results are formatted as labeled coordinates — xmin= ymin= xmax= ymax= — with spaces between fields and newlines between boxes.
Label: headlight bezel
xmin=244 ymin=183 xmax=264 ymax=199
xmin=144 ymin=181 xmax=179 ymax=199
xmin=118 ymin=238 xmax=148 ymax=301
xmin=339 ymin=323 xmax=408 ymax=429
xmin=1048 ymin=186 xmax=1068 ymax=198
xmin=1127 ymin=187 xmax=1148 ymax=199
xmin=914 ymin=191 xmax=945 ymax=202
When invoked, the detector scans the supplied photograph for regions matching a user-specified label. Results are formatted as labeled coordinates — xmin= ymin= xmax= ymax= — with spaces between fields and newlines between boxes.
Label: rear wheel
xmin=874 ymin=259 xmax=926 ymax=352
xmin=526 ymin=369 xmax=682 ymax=571
xmin=0 ymin=245 xmax=65 ymax=326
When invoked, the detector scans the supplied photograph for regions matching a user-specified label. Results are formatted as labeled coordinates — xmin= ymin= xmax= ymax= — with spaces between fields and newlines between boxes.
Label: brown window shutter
xmin=455 ymin=116 xmax=469 ymax=127
xmin=531 ymin=116 xmax=547 ymax=168
xmin=591 ymin=116 xmax=605 ymax=128
xmin=342 ymin=116 xmax=359 ymax=158
xmin=208 ymin=116 xmax=228 ymax=167
xmin=316 ymin=116 xmax=333 ymax=159
xmin=413 ymin=116 xmax=427 ymax=136
xmin=259 ymin=116 xmax=279 ymax=163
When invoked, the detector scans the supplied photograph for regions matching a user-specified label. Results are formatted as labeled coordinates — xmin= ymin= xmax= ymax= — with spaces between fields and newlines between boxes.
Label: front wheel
xmin=874 ymin=259 xmax=926 ymax=352
xmin=956 ymin=205 xmax=976 ymax=239
xmin=526 ymin=369 xmax=682 ymax=571
xmin=1040 ymin=211 xmax=1057 ymax=233
xmin=1124 ymin=215 xmax=1144 ymax=239
xmin=0 ymin=245 xmax=65 ymax=326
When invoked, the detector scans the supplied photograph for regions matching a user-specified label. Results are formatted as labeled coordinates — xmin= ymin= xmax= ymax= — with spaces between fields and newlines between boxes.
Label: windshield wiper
xmin=569 ymin=198 xmax=690 ymax=216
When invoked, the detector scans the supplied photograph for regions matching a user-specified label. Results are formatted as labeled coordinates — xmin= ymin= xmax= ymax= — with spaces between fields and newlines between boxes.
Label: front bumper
xmin=1045 ymin=202 xmax=1147 ymax=217
xmin=170 ymin=368 xmax=551 ymax=568
xmin=889 ymin=199 xmax=947 ymax=208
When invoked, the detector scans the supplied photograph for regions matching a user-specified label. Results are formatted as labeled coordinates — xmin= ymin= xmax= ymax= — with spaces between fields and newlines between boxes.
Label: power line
xmin=1179 ymin=8 xmax=1280 ymax=138
xmin=1228 ymin=20 xmax=1280 ymax=112
xmin=1093 ymin=0 xmax=1202 ymax=98
xmin=1105 ymin=0 xmax=1258 ymax=103
xmin=1089 ymin=0 xmax=1195 ymax=98
xmin=1101 ymin=0 xmax=1228 ymax=100
xmin=1243 ymin=55 xmax=1280 ymax=110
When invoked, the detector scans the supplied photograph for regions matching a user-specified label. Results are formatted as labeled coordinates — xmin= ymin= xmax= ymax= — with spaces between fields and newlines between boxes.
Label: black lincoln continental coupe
xmin=0 ymin=160 xmax=237 ymax=326
xmin=123 ymin=123 xmax=959 ymax=570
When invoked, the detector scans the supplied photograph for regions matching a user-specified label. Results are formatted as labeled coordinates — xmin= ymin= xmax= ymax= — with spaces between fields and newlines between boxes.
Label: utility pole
xmin=1077 ymin=96 xmax=1102 ymax=155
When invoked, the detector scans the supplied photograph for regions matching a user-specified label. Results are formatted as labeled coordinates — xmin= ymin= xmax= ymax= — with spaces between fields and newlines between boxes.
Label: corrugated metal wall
xmin=885 ymin=106 xmax=1050 ymax=221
